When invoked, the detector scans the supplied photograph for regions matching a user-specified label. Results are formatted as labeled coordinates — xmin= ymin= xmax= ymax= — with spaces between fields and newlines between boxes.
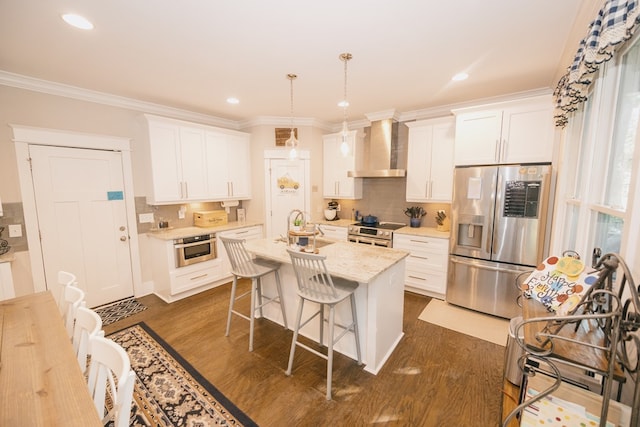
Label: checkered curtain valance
xmin=554 ymin=0 xmax=640 ymax=127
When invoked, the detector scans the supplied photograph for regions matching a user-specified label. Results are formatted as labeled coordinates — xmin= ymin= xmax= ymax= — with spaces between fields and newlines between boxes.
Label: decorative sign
xmin=277 ymin=173 xmax=300 ymax=194
xmin=275 ymin=128 xmax=297 ymax=146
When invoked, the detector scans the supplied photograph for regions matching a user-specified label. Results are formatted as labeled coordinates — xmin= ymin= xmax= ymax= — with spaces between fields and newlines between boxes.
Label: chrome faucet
xmin=287 ymin=209 xmax=306 ymax=246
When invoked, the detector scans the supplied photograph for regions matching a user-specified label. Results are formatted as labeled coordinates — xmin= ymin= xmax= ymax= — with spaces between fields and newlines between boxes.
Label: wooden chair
xmin=72 ymin=306 xmax=104 ymax=374
xmin=286 ymin=248 xmax=362 ymax=400
xmin=220 ymin=236 xmax=288 ymax=351
xmin=87 ymin=336 xmax=135 ymax=427
xmin=63 ymin=284 xmax=85 ymax=338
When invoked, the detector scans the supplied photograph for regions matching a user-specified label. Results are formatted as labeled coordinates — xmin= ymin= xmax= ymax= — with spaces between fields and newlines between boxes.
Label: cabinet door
xmin=501 ymin=103 xmax=554 ymax=163
xmin=205 ymin=131 xmax=230 ymax=199
xmin=454 ymin=109 xmax=502 ymax=166
xmin=429 ymin=121 xmax=455 ymax=201
xmin=148 ymin=121 xmax=183 ymax=203
xmin=178 ymin=127 xmax=208 ymax=200
xmin=406 ymin=126 xmax=432 ymax=201
xmin=227 ymin=134 xmax=251 ymax=199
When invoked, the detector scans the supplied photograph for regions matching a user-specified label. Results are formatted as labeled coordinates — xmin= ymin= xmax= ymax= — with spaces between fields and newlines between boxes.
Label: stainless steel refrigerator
xmin=446 ymin=164 xmax=553 ymax=319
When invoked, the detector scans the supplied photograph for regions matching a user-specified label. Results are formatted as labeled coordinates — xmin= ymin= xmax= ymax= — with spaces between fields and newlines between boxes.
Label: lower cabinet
xmin=217 ymin=225 xmax=264 ymax=277
xmin=318 ymin=224 xmax=347 ymax=241
xmin=393 ymin=233 xmax=448 ymax=299
xmin=0 ymin=261 xmax=15 ymax=301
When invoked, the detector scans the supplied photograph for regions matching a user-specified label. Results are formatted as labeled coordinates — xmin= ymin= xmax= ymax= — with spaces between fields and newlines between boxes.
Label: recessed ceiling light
xmin=338 ymin=100 xmax=349 ymax=108
xmin=62 ymin=13 xmax=94 ymax=30
xmin=226 ymin=97 xmax=240 ymax=105
xmin=452 ymin=72 xmax=469 ymax=82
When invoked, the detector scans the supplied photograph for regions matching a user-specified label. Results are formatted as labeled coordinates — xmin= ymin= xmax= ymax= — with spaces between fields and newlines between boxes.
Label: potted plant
xmin=404 ymin=206 xmax=426 ymax=228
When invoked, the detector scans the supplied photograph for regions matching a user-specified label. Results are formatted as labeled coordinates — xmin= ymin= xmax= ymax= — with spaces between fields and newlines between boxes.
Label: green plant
xmin=404 ymin=206 xmax=426 ymax=219
xmin=435 ymin=210 xmax=447 ymax=226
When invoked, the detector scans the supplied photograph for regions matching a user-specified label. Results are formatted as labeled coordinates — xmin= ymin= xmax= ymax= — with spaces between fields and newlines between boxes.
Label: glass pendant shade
xmin=340 ymin=120 xmax=350 ymax=156
xmin=339 ymin=53 xmax=352 ymax=157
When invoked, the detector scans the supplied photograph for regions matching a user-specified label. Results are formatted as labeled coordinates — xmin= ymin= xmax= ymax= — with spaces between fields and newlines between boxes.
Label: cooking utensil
xmin=362 ymin=215 xmax=378 ymax=226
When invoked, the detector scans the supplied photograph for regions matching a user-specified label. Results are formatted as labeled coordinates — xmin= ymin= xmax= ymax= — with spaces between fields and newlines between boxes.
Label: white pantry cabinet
xmin=216 ymin=225 xmax=263 ymax=278
xmin=405 ymin=117 xmax=455 ymax=202
xmin=145 ymin=114 xmax=251 ymax=204
xmin=452 ymin=95 xmax=555 ymax=166
xmin=323 ymin=131 xmax=363 ymax=199
xmin=205 ymin=130 xmax=252 ymax=200
xmin=393 ymin=233 xmax=448 ymax=299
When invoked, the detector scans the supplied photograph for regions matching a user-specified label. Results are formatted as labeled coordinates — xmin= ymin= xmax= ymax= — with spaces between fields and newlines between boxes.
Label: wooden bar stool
xmin=286 ymin=248 xmax=362 ymax=400
xmin=220 ymin=236 xmax=288 ymax=351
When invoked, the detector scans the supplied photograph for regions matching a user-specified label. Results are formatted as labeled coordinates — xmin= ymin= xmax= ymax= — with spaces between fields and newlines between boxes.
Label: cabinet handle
xmin=408 ymin=275 xmax=426 ymax=281
xmin=184 ymin=182 xmax=188 ymax=199
xmin=429 ymin=180 xmax=433 ymax=198
xmin=410 ymin=255 xmax=429 ymax=260
xmin=190 ymin=273 xmax=209 ymax=281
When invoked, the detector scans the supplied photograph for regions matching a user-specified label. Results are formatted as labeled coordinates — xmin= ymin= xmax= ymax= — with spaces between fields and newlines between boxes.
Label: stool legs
xmin=225 ymin=275 xmax=238 ymax=337
xmin=286 ymin=297 xmax=305 ymax=376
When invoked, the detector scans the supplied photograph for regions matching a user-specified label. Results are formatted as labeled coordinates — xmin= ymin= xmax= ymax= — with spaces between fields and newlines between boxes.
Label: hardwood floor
xmin=104 ymin=280 xmax=510 ymax=426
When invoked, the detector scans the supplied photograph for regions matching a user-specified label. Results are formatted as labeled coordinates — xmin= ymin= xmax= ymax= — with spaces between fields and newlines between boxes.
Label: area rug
xmin=94 ymin=297 xmax=147 ymax=326
xmin=418 ymin=299 xmax=510 ymax=346
xmin=108 ymin=322 xmax=258 ymax=427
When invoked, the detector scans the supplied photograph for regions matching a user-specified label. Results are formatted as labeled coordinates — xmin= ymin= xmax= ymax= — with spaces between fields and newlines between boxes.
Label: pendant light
xmin=339 ymin=53 xmax=352 ymax=156
xmin=285 ymin=73 xmax=299 ymax=160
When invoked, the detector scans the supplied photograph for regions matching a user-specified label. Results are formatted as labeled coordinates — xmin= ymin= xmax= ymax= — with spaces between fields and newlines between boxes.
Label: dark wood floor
xmin=104 ymin=280 xmax=510 ymax=426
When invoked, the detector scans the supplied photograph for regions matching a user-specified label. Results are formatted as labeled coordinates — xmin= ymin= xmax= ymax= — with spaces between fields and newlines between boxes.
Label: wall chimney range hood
xmin=347 ymin=118 xmax=407 ymax=178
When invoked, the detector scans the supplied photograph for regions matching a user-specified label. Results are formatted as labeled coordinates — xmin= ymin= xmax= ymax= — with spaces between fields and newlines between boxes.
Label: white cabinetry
xmin=149 ymin=236 xmax=225 ymax=303
xmin=217 ymin=225 xmax=263 ymax=277
xmin=147 ymin=117 xmax=209 ymax=203
xmin=405 ymin=117 xmax=455 ymax=202
xmin=452 ymin=95 xmax=555 ymax=166
xmin=205 ymin=131 xmax=252 ymax=200
xmin=318 ymin=224 xmax=347 ymax=241
xmin=393 ymin=233 xmax=448 ymax=298
xmin=323 ymin=131 xmax=363 ymax=199
xmin=145 ymin=114 xmax=251 ymax=204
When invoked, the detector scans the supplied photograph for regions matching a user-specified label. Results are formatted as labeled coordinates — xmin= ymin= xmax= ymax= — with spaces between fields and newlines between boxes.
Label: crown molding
xmin=0 ymin=70 xmax=240 ymax=129
xmin=238 ymin=116 xmax=333 ymax=131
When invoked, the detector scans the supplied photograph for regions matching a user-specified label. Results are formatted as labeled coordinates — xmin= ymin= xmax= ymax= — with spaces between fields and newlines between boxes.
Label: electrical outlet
xmin=8 ymin=224 xmax=22 ymax=237
xmin=337 ymin=204 xmax=341 ymax=211
xmin=139 ymin=213 xmax=155 ymax=223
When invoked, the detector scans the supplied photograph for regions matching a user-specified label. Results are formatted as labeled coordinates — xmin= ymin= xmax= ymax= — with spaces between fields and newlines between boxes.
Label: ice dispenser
xmin=456 ymin=214 xmax=484 ymax=248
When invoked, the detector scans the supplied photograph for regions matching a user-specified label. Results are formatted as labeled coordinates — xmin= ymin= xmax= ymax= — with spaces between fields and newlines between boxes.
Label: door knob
xmin=119 ymin=226 xmax=126 ymax=231
xmin=120 ymin=236 xmax=127 ymax=241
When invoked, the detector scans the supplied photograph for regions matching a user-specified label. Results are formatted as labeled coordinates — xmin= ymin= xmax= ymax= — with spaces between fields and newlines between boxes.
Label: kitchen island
xmin=244 ymin=238 xmax=408 ymax=375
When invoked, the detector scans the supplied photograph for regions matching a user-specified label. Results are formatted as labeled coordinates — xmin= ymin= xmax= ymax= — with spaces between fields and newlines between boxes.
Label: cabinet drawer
xmin=405 ymin=268 xmax=446 ymax=294
xmin=219 ymin=226 xmax=263 ymax=240
xmin=394 ymin=234 xmax=448 ymax=251
xmin=406 ymin=250 xmax=447 ymax=270
xmin=171 ymin=261 xmax=221 ymax=295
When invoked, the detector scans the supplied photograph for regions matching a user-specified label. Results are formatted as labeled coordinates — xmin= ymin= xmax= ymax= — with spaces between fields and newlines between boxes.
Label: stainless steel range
xmin=347 ymin=222 xmax=406 ymax=247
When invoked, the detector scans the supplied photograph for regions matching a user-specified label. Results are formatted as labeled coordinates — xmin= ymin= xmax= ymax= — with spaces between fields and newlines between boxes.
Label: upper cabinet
xmin=323 ymin=130 xmax=363 ymax=199
xmin=405 ymin=117 xmax=455 ymax=202
xmin=452 ymin=95 xmax=555 ymax=166
xmin=205 ymin=131 xmax=252 ymax=200
xmin=145 ymin=115 xmax=251 ymax=204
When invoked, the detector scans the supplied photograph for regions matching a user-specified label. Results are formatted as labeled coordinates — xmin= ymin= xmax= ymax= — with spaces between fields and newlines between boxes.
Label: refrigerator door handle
xmin=449 ymin=257 xmax=528 ymax=275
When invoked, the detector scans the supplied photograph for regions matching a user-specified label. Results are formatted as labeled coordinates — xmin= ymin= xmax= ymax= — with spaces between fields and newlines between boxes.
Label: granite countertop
xmin=394 ymin=226 xmax=450 ymax=239
xmin=244 ymin=238 xmax=408 ymax=284
xmin=146 ymin=221 xmax=264 ymax=240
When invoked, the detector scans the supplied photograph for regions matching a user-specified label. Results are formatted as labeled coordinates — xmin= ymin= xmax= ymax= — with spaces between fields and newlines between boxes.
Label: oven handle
xmin=349 ymin=235 xmax=391 ymax=247
xmin=174 ymin=238 xmax=216 ymax=249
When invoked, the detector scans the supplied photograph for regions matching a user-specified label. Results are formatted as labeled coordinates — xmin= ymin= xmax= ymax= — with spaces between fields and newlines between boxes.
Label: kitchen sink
xmin=313 ymin=239 xmax=335 ymax=249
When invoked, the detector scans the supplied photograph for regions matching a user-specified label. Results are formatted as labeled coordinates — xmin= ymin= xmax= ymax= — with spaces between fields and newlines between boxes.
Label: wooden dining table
xmin=0 ymin=291 xmax=101 ymax=426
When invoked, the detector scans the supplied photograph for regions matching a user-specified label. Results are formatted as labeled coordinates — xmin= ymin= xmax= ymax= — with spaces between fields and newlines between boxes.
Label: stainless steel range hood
xmin=347 ymin=118 xmax=407 ymax=178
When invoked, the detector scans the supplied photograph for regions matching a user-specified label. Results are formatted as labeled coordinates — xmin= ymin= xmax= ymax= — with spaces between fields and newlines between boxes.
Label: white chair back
xmin=63 ymin=285 xmax=85 ymax=337
xmin=72 ymin=306 xmax=104 ymax=374
xmin=220 ymin=236 xmax=262 ymax=277
xmin=287 ymin=249 xmax=340 ymax=301
xmin=87 ymin=336 xmax=135 ymax=427
xmin=57 ymin=270 xmax=78 ymax=315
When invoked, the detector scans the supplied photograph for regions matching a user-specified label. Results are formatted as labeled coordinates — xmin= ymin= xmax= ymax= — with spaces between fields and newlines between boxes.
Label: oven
xmin=174 ymin=233 xmax=216 ymax=267
xmin=347 ymin=222 xmax=405 ymax=248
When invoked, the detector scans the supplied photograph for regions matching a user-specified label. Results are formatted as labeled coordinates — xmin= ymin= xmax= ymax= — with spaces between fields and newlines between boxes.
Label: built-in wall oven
xmin=174 ymin=233 xmax=216 ymax=267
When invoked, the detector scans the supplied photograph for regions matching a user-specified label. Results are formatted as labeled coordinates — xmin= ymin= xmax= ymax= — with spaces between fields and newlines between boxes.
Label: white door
xmin=267 ymin=158 xmax=309 ymax=238
xmin=30 ymin=145 xmax=134 ymax=307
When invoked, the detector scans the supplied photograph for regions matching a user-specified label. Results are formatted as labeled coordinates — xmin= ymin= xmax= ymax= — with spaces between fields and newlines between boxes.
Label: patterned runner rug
xmin=95 ymin=297 xmax=148 ymax=326
xmin=108 ymin=322 xmax=258 ymax=427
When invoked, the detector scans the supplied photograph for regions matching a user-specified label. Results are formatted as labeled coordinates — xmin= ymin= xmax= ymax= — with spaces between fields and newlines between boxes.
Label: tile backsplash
xmin=0 ymin=202 xmax=27 ymax=252
xmin=330 ymin=177 xmax=451 ymax=228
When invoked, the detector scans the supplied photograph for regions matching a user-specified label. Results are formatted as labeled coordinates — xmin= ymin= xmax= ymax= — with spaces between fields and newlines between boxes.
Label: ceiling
xmin=0 ymin=1 xmax=587 ymax=126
